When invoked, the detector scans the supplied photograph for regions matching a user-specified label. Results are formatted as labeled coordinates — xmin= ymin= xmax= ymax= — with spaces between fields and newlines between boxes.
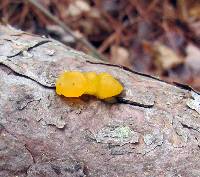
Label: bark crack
xmin=116 ymin=97 xmax=154 ymax=108
xmin=7 ymin=40 xmax=51 ymax=58
xmin=24 ymin=144 xmax=36 ymax=164
xmin=142 ymin=141 xmax=164 ymax=156
xmin=17 ymin=99 xmax=41 ymax=110
xmin=0 ymin=63 xmax=55 ymax=89
xmin=87 ymin=60 xmax=200 ymax=95
xmin=181 ymin=122 xmax=200 ymax=133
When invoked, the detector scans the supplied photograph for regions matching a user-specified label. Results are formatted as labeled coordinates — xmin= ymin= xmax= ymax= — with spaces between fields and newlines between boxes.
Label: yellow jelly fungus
xmin=56 ymin=71 xmax=123 ymax=99
xmin=56 ymin=72 xmax=87 ymax=97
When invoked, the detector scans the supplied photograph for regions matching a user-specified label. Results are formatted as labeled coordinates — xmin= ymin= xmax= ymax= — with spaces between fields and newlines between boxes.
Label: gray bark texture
xmin=0 ymin=25 xmax=200 ymax=177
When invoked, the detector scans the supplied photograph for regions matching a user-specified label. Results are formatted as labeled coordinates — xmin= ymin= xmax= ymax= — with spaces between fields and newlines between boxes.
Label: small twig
xmin=27 ymin=0 xmax=107 ymax=61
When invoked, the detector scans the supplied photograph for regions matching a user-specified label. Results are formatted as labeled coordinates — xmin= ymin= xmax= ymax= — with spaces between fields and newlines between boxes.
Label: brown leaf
xmin=189 ymin=4 xmax=200 ymax=20
xmin=153 ymin=43 xmax=184 ymax=71
xmin=185 ymin=44 xmax=200 ymax=74
xmin=110 ymin=45 xmax=131 ymax=68
xmin=67 ymin=0 xmax=91 ymax=17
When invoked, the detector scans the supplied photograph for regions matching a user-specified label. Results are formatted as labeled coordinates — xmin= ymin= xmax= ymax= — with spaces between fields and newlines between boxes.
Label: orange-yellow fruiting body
xmin=56 ymin=71 xmax=123 ymax=99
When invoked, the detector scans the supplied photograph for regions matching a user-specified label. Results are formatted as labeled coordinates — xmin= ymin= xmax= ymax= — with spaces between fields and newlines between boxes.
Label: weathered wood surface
xmin=0 ymin=25 xmax=200 ymax=177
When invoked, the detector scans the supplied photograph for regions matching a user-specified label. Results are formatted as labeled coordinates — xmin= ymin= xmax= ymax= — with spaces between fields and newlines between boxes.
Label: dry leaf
xmin=67 ymin=0 xmax=91 ymax=17
xmin=88 ymin=8 xmax=101 ymax=18
xmin=190 ymin=21 xmax=200 ymax=37
xmin=110 ymin=45 xmax=131 ymax=68
xmin=189 ymin=4 xmax=200 ymax=20
xmin=185 ymin=44 xmax=200 ymax=74
xmin=153 ymin=43 xmax=184 ymax=71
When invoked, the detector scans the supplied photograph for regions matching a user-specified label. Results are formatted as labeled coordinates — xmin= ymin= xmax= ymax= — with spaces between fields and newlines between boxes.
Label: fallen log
xmin=0 ymin=25 xmax=200 ymax=177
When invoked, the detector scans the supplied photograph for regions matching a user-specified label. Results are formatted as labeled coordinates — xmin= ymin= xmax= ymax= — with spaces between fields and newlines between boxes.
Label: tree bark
xmin=0 ymin=25 xmax=200 ymax=177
